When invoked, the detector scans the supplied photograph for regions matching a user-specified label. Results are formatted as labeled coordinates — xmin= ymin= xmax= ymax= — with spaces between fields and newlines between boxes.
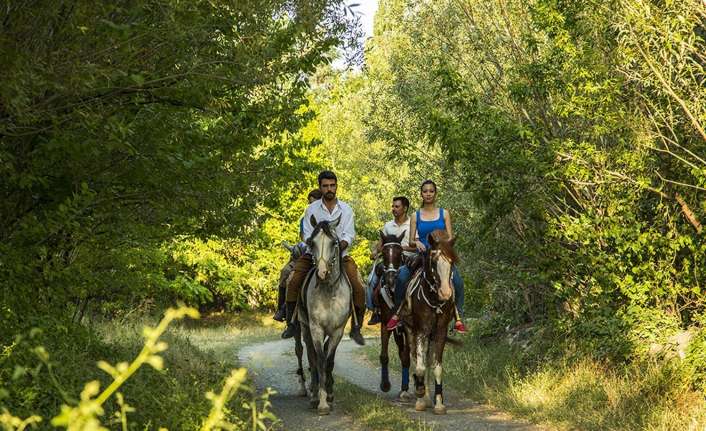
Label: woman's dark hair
xmin=393 ymin=196 xmax=410 ymax=209
xmin=308 ymin=189 xmax=323 ymax=200
xmin=318 ymin=170 xmax=337 ymax=185
xmin=420 ymin=179 xmax=437 ymax=193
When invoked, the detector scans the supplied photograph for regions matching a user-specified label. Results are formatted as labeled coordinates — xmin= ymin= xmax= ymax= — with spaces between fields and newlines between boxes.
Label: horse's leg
xmin=394 ymin=329 xmax=412 ymax=402
xmin=301 ymin=323 xmax=318 ymax=408
xmin=379 ymin=318 xmax=391 ymax=392
xmin=309 ymin=325 xmax=330 ymax=415
xmin=412 ymin=332 xmax=429 ymax=412
xmin=294 ymin=326 xmax=307 ymax=397
xmin=324 ymin=328 xmax=344 ymax=405
xmin=432 ymin=326 xmax=448 ymax=415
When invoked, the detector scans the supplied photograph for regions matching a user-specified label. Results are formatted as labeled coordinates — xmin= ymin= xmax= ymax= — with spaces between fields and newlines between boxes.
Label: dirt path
xmin=239 ymin=336 xmax=545 ymax=431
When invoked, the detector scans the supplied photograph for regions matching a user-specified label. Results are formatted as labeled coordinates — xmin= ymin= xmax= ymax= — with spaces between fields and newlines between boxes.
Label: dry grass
xmin=366 ymin=326 xmax=706 ymax=431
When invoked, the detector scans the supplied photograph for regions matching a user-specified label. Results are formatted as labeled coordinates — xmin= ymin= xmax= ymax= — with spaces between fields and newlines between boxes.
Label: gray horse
xmin=297 ymin=215 xmax=351 ymax=415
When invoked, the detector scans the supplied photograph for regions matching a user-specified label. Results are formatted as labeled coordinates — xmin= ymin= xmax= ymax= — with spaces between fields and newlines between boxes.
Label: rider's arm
xmin=444 ymin=209 xmax=453 ymax=240
xmin=301 ymin=206 xmax=315 ymax=244
xmin=408 ymin=212 xmax=418 ymax=248
xmin=338 ymin=203 xmax=355 ymax=251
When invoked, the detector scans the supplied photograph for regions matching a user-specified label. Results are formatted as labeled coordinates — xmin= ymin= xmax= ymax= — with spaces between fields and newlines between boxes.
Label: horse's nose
xmin=439 ymin=280 xmax=453 ymax=301
xmin=317 ymin=265 xmax=328 ymax=280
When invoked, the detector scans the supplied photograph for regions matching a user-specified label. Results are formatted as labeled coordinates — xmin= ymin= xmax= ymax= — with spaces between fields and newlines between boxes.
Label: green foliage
xmin=364 ymin=0 xmax=706 ymax=368
xmin=0 ymin=308 xmax=273 ymax=430
xmin=0 ymin=0 xmax=358 ymax=319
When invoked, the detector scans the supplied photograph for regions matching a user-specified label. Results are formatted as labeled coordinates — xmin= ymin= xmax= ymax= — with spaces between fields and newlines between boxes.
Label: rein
xmin=382 ymin=242 xmax=402 ymax=276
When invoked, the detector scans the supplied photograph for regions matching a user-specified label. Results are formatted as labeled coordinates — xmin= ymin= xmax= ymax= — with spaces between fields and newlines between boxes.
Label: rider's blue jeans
xmin=394 ymin=265 xmax=464 ymax=317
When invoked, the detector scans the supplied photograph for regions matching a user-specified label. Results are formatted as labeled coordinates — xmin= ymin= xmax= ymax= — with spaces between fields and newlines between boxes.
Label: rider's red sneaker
xmin=454 ymin=320 xmax=467 ymax=334
xmin=386 ymin=316 xmax=400 ymax=331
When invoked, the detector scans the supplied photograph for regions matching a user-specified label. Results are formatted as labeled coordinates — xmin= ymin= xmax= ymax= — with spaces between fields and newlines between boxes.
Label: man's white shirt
xmin=383 ymin=217 xmax=415 ymax=258
xmin=302 ymin=198 xmax=355 ymax=256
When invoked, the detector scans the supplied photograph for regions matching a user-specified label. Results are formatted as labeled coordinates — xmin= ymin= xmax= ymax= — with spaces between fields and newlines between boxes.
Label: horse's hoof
xmin=318 ymin=405 xmax=331 ymax=416
xmin=399 ymin=391 xmax=413 ymax=402
xmin=415 ymin=399 xmax=427 ymax=412
xmin=433 ymin=405 xmax=447 ymax=415
xmin=380 ymin=380 xmax=391 ymax=393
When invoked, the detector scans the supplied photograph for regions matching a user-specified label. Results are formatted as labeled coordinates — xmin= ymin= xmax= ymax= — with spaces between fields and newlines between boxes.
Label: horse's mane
xmin=429 ymin=229 xmax=458 ymax=263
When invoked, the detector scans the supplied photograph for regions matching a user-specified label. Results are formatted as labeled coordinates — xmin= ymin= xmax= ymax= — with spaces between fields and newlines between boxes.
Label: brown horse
xmin=400 ymin=229 xmax=460 ymax=414
xmin=374 ymin=231 xmax=412 ymax=401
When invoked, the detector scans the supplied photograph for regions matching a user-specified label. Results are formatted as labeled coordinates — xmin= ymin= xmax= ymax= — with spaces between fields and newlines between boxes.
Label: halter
xmin=382 ymin=242 xmax=403 ymax=276
xmin=311 ymin=229 xmax=342 ymax=286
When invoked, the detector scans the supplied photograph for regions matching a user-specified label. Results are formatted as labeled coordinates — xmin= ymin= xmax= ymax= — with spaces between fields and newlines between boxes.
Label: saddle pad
xmin=404 ymin=268 xmax=424 ymax=307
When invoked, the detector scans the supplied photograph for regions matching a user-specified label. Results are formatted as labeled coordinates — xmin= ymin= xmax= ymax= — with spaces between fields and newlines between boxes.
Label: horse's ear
xmin=379 ymin=230 xmax=385 ymax=242
xmin=310 ymin=214 xmax=317 ymax=228
xmin=330 ymin=215 xmax=341 ymax=229
xmin=396 ymin=230 xmax=406 ymax=243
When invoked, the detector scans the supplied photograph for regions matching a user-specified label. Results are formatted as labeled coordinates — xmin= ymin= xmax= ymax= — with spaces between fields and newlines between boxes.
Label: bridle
xmin=417 ymin=250 xmax=453 ymax=314
xmin=309 ymin=225 xmax=342 ymax=286
xmin=382 ymin=241 xmax=403 ymax=279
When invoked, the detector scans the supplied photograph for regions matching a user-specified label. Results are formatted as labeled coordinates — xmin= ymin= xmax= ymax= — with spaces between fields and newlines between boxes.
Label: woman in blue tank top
xmin=386 ymin=179 xmax=467 ymax=333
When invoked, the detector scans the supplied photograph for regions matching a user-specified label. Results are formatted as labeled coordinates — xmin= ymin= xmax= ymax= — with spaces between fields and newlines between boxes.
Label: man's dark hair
xmin=393 ymin=196 xmax=410 ymax=210
xmin=308 ymin=189 xmax=323 ymax=200
xmin=420 ymin=179 xmax=437 ymax=193
xmin=318 ymin=170 xmax=337 ymax=185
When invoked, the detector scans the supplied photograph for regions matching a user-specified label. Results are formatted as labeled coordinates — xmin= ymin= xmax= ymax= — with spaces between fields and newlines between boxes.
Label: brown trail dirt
xmin=238 ymin=337 xmax=546 ymax=431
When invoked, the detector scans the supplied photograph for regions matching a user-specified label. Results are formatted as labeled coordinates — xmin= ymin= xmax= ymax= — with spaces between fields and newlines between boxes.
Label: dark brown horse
xmin=400 ymin=229 xmax=460 ymax=414
xmin=374 ymin=231 xmax=412 ymax=401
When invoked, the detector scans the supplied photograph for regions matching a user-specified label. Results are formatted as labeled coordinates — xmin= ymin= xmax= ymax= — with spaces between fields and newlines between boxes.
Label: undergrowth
xmin=0 ymin=307 xmax=274 ymax=430
xmin=365 ymin=321 xmax=706 ymax=431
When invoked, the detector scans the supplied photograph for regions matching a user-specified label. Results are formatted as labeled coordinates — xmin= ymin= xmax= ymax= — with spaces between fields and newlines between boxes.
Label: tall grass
xmin=368 ymin=325 xmax=706 ymax=431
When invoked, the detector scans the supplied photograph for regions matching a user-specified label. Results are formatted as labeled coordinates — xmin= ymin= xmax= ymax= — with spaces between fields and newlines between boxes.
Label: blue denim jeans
xmin=366 ymin=270 xmax=379 ymax=310
xmin=394 ymin=264 xmax=464 ymax=317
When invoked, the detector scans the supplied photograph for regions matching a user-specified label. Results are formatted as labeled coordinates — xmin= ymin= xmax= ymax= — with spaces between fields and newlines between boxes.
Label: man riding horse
xmin=366 ymin=196 xmax=416 ymax=325
xmin=282 ymin=170 xmax=367 ymax=346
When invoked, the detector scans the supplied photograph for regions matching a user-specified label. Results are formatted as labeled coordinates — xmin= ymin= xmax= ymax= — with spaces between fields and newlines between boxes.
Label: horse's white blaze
xmin=312 ymin=229 xmax=333 ymax=280
xmin=436 ymin=255 xmax=453 ymax=301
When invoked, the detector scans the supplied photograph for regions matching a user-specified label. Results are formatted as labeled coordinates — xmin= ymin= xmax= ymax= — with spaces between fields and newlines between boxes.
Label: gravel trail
xmin=239 ymin=336 xmax=545 ymax=431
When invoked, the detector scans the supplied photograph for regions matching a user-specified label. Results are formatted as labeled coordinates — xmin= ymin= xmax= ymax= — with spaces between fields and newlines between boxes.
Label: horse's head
xmin=427 ymin=230 xmax=457 ymax=302
xmin=307 ymin=215 xmax=341 ymax=282
xmin=379 ymin=230 xmax=405 ymax=289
